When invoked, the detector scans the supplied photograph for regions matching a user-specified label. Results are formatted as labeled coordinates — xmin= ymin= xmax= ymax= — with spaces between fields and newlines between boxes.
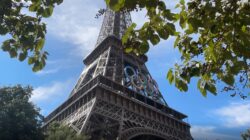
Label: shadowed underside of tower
xmin=42 ymin=8 xmax=193 ymax=140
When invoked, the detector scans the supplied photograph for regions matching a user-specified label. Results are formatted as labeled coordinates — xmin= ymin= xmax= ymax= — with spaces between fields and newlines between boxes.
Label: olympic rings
xmin=131 ymin=73 xmax=147 ymax=90
xmin=124 ymin=66 xmax=136 ymax=78
xmin=124 ymin=65 xmax=161 ymax=99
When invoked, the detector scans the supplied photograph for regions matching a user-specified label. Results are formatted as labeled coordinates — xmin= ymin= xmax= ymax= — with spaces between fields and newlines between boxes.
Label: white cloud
xmin=214 ymin=102 xmax=250 ymax=128
xmin=31 ymin=80 xmax=73 ymax=103
xmin=191 ymin=125 xmax=239 ymax=140
xmin=45 ymin=0 xmax=105 ymax=57
xmin=34 ymin=57 xmax=83 ymax=76
xmin=35 ymin=68 xmax=59 ymax=76
xmin=45 ymin=0 xmax=179 ymax=58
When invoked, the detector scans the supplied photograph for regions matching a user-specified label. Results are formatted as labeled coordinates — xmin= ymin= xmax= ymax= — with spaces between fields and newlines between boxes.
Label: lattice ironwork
xmin=58 ymin=97 xmax=192 ymax=140
xmin=43 ymin=8 xmax=192 ymax=140
xmin=94 ymin=100 xmax=122 ymax=120
xmin=96 ymin=8 xmax=132 ymax=47
xmin=64 ymin=98 xmax=96 ymax=134
xmin=122 ymin=110 xmax=190 ymax=140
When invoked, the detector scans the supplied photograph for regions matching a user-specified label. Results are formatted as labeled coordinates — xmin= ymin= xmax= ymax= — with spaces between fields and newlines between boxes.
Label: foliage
xmin=0 ymin=0 xmax=63 ymax=72
xmin=0 ymin=85 xmax=44 ymax=140
xmin=242 ymin=128 xmax=250 ymax=140
xmin=106 ymin=0 xmax=250 ymax=98
xmin=45 ymin=122 xmax=89 ymax=140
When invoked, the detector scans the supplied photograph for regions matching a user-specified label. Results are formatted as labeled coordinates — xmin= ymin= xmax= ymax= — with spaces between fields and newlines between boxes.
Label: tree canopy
xmin=0 ymin=0 xmax=62 ymax=71
xmin=45 ymin=122 xmax=89 ymax=140
xmin=242 ymin=128 xmax=250 ymax=140
xmin=0 ymin=85 xmax=90 ymax=140
xmin=1 ymin=0 xmax=249 ymax=97
xmin=0 ymin=85 xmax=44 ymax=140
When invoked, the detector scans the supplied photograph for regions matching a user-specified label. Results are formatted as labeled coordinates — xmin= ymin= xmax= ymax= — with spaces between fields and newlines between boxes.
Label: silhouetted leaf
xmin=150 ymin=34 xmax=160 ymax=45
xmin=19 ymin=52 xmax=27 ymax=61
xmin=167 ymin=69 xmax=174 ymax=84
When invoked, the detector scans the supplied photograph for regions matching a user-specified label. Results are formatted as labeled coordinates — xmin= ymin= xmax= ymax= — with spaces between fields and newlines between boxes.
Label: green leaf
xmin=157 ymin=28 xmax=169 ymax=40
xmin=180 ymin=0 xmax=185 ymax=5
xmin=230 ymin=61 xmax=244 ymax=74
xmin=179 ymin=11 xmax=186 ymax=28
xmin=176 ymin=79 xmax=188 ymax=92
xmin=174 ymin=35 xmax=180 ymax=48
xmin=28 ymin=57 xmax=35 ymax=65
xmin=19 ymin=52 xmax=27 ymax=62
xmin=32 ymin=62 xmax=41 ymax=72
xmin=9 ymin=48 xmax=17 ymax=58
xmin=222 ymin=74 xmax=235 ymax=86
xmin=139 ymin=41 xmax=149 ymax=54
xmin=122 ymin=23 xmax=136 ymax=44
xmin=158 ymin=1 xmax=166 ymax=10
xmin=167 ymin=69 xmax=174 ymax=84
xmin=165 ymin=23 xmax=176 ymax=35
xmin=175 ymin=4 xmax=180 ymax=8
xmin=188 ymin=18 xmax=200 ymax=32
xmin=198 ymin=79 xmax=207 ymax=97
xmin=42 ymin=6 xmax=54 ymax=18
xmin=185 ymin=23 xmax=194 ymax=34
xmin=241 ymin=25 xmax=247 ymax=33
xmin=205 ymin=83 xmax=217 ymax=95
xmin=36 ymin=39 xmax=45 ymax=51
xmin=2 ymin=41 xmax=11 ymax=51
xmin=29 ymin=4 xmax=39 ymax=12
xmin=162 ymin=9 xmax=175 ymax=21
xmin=106 ymin=0 xmax=125 ymax=11
xmin=124 ymin=47 xmax=133 ymax=53
xmin=150 ymin=34 xmax=160 ymax=45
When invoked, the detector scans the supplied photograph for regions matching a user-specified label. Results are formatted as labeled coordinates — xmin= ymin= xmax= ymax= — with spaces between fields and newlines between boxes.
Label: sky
xmin=0 ymin=0 xmax=250 ymax=140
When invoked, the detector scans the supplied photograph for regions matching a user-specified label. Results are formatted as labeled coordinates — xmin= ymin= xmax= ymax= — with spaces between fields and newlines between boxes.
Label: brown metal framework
xmin=43 ymin=9 xmax=193 ymax=140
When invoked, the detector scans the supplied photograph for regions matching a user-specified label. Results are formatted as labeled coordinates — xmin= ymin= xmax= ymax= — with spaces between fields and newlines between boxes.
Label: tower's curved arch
xmin=130 ymin=134 xmax=165 ymax=140
xmin=121 ymin=127 xmax=173 ymax=140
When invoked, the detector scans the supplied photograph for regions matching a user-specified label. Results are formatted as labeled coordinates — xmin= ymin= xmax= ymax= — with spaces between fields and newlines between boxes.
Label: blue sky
xmin=0 ymin=0 xmax=250 ymax=140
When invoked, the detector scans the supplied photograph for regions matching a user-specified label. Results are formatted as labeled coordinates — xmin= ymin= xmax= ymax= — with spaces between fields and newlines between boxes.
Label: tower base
xmin=43 ymin=75 xmax=192 ymax=140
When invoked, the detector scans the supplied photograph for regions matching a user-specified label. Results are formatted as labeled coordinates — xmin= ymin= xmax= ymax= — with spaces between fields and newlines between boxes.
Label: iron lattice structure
xmin=96 ymin=8 xmax=132 ymax=47
xmin=43 ymin=9 xmax=193 ymax=140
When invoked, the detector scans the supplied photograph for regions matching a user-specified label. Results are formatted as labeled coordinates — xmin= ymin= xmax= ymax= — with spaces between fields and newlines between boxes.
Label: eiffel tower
xmin=43 ymin=8 xmax=193 ymax=140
